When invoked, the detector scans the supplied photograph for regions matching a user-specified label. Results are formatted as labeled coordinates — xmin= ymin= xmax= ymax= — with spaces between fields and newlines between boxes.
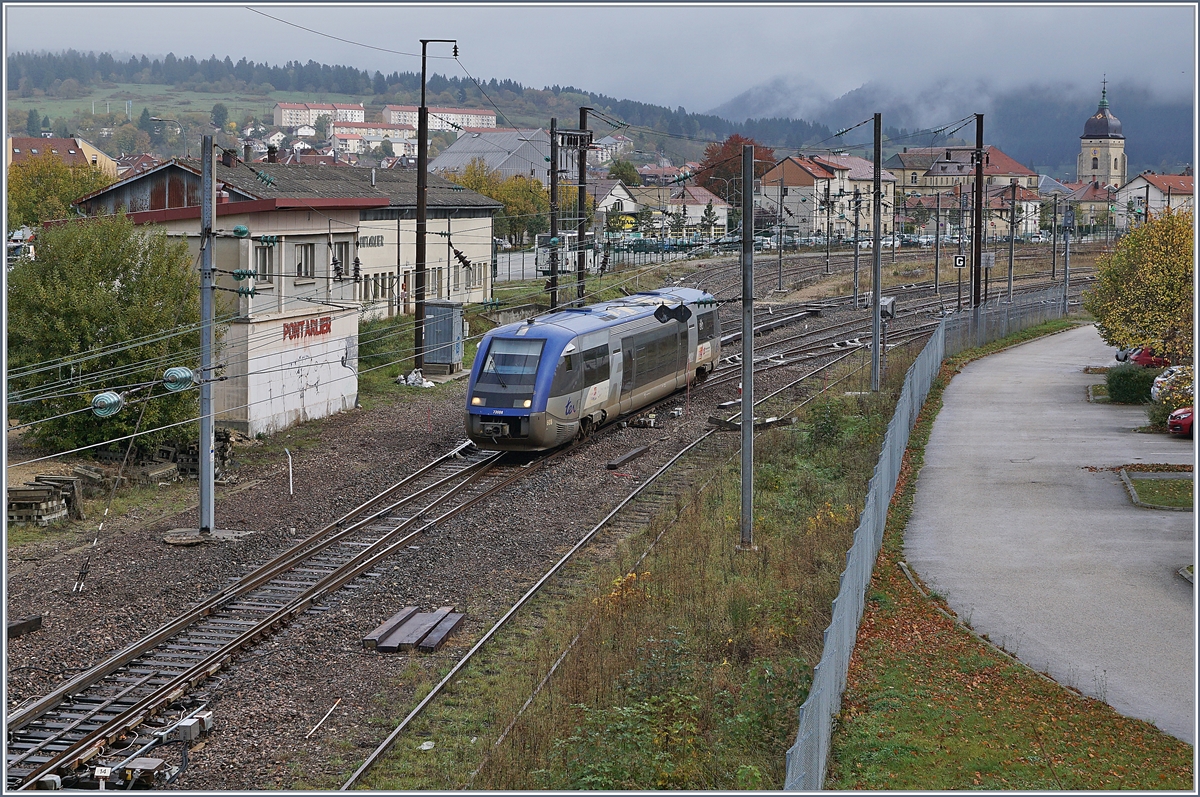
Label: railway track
xmin=4 ymin=443 xmax=560 ymax=790
xmin=9 ymin=258 xmax=1091 ymax=789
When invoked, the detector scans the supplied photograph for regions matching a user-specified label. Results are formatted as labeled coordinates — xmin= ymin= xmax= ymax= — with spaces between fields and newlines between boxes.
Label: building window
xmin=911 ymin=173 xmax=918 ymax=184
xmin=295 ymin=243 xmax=314 ymax=279
xmin=333 ymin=241 xmax=350 ymax=276
xmin=1092 ymin=157 xmax=1099 ymax=170
xmin=254 ymin=246 xmax=274 ymax=283
xmin=1114 ymin=157 xmax=1119 ymax=170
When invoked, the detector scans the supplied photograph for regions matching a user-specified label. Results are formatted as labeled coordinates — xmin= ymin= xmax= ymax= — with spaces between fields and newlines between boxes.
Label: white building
xmin=330 ymin=121 xmax=416 ymax=140
xmin=74 ymin=157 xmax=499 ymax=435
xmin=273 ymin=101 xmax=366 ymax=128
xmin=1115 ymin=171 xmax=1194 ymax=230
xmin=383 ymin=104 xmax=496 ymax=131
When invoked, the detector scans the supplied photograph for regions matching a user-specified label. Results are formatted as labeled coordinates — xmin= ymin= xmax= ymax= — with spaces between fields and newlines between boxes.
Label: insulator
xmin=162 ymin=367 xmax=195 ymax=392
xmin=91 ymin=391 xmax=125 ymax=418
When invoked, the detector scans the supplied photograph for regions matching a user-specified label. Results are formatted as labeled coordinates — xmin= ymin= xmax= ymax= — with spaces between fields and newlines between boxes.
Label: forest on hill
xmin=6 ymin=50 xmax=841 ymax=165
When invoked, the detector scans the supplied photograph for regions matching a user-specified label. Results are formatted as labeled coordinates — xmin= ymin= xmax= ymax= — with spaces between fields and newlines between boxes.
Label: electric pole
xmin=739 ymin=143 xmax=755 ymax=549
xmin=1052 ymin=194 xmax=1058 ymax=281
xmin=1008 ymin=180 xmax=1016 ymax=302
xmin=972 ymin=113 xmax=984 ymax=309
xmin=577 ymin=107 xmax=591 ymax=304
xmin=852 ymin=187 xmax=861 ymax=308
xmin=549 ymin=116 xmax=559 ymax=309
xmin=824 ymin=183 xmax=832 ymax=275
xmin=871 ymin=113 xmax=882 ymax=392
xmin=933 ymin=191 xmax=940 ymax=294
xmin=199 ymin=134 xmax=215 ymax=535
xmin=415 ymin=38 xmax=456 ymax=372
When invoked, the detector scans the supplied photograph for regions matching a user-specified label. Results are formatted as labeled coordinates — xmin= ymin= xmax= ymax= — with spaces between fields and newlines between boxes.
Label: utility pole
xmin=871 ymin=113 xmax=882 ymax=391
xmin=739 ymin=144 xmax=755 ymax=549
xmin=415 ymin=38 xmax=456 ymax=372
xmin=549 ymin=116 xmax=559 ymax=309
xmin=852 ymin=187 xmax=861 ymax=308
xmin=824 ymin=183 xmax=832 ymax=275
xmin=1063 ymin=204 xmax=1073 ymax=315
xmin=1007 ymin=181 xmax=1016 ymax=302
xmin=972 ymin=113 xmax=984 ymax=309
xmin=199 ymin=134 xmax=215 ymax=536
xmin=957 ymin=189 xmax=966 ymax=311
xmin=933 ymin=191 xmax=941 ymax=294
xmin=1052 ymin=195 xmax=1058 ymax=281
xmin=577 ymin=107 xmax=591 ymax=305
xmin=777 ymin=179 xmax=783 ymax=291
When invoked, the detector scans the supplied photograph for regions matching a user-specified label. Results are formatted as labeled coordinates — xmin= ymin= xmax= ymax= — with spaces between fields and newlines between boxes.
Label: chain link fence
xmin=784 ymin=285 xmax=1069 ymax=790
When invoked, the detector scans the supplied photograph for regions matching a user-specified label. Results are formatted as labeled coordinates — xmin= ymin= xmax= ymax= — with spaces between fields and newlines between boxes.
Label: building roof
xmin=672 ymin=185 xmax=728 ymax=207
xmin=1082 ymin=86 xmax=1123 ymax=139
xmin=429 ymin=129 xmax=549 ymax=175
xmin=882 ymin=150 xmax=938 ymax=171
xmin=1038 ymin=174 xmax=1075 ymax=196
xmin=1067 ymin=180 xmax=1116 ymax=203
xmin=1143 ymin=173 xmax=1193 ymax=196
xmin=813 ymin=154 xmax=896 ymax=182
xmin=9 ymin=136 xmax=95 ymax=167
xmin=73 ymin=157 xmax=502 ymax=214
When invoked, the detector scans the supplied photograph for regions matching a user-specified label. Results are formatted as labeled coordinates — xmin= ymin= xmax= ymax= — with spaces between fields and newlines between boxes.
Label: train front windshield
xmin=470 ymin=337 xmax=544 ymax=409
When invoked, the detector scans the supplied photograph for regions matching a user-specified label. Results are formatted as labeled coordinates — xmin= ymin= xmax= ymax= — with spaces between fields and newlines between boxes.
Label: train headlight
xmin=523 ymin=399 xmax=532 ymax=408
xmin=471 ymin=396 xmax=484 ymax=406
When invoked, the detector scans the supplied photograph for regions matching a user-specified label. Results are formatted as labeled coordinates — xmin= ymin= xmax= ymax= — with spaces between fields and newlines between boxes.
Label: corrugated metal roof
xmin=429 ymin=129 xmax=549 ymax=175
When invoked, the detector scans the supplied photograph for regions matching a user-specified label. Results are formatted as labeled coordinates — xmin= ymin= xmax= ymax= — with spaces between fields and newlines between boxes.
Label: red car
xmin=1129 ymin=347 xmax=1172 ymax=368
xmin=1167 ymin=406 xmax=1193 ymax=437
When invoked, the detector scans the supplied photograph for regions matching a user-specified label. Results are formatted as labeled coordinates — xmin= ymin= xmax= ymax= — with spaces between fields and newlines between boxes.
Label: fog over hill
xmin=708 ymin=77 xmax=1193 ymax=179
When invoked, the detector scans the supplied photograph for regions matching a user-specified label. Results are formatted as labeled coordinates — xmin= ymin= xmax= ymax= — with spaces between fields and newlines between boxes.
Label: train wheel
xmin=576 ymin=418 xmax=593 ymax=443
xmin=694 ymin=367 xmax=709 ymax=384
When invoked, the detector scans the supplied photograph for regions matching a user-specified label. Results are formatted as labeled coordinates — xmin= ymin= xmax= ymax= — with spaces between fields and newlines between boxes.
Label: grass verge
xmin=825 ymin=320 xmax=1194 ymax=790
xmin=1130 ymin=477 xmax=1194 ymax=509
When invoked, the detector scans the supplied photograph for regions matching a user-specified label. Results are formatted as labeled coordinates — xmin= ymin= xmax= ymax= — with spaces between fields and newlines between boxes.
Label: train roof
xmin=488 ymin=288 xmax=714 ymax=340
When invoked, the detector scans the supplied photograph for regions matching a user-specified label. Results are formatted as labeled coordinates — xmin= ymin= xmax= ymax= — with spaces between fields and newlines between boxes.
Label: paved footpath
xmin=904 ymin=324 xmax=1195 ymax=744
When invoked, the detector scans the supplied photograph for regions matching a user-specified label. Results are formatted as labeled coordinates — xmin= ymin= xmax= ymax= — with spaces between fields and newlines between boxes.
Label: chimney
xmin=243 ymin=143 xmax=252 ymax=162
xmin=267 ymin=145 xmax=277 ymax=163
xmin=221 ymin=149 xmax=235 ymax=168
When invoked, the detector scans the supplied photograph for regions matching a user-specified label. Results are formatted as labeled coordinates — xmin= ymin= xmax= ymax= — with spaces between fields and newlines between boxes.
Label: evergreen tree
xmin=26 ymin=108 xmax=40 ymax=136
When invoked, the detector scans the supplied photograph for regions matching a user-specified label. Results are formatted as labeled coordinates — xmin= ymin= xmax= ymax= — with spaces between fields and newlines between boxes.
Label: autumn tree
xmin=7 ymin=214 xmax=202 ymax=452
xmin=7 ymin=153 xmax=115 ymax=229
xmin=1083 ymin=208 xmax=1193 ymax=363
xmin=447 ymin=160 xmax=550 ymax=245
xmin=695 ymin=134 xmax=775 ymax=204
xmin=607 ymin=159 xmax=640 ymax=186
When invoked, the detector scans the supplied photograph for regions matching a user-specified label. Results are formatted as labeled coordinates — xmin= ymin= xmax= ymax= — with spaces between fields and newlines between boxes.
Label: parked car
xmin=1167 ymin=406 xmax=1193 ymax=437
xmin=1128 ymin=347 xmax=1171 ymax=368
xmin=1114 ymin=347 xmax=1136 ymax=362
xmin=1151 ymin=365 xmax=1193 ymax=403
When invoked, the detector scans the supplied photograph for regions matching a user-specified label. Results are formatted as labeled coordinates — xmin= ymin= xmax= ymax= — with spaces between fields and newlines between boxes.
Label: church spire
xmin=1099 ymin=76 xmax=1109 ymax=109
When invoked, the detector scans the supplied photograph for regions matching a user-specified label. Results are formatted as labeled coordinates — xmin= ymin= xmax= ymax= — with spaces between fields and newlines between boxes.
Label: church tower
xmin=1078 ymin=80 xmax=1126 ymax=188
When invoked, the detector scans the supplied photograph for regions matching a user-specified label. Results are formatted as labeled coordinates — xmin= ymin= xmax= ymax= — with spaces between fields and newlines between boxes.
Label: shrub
xmin=1105 ymin=363 xmax=1160 ymax=404
xmin=806 ymin=397 xmax=844 ymax=451
xmin=1147 ymin=368 xmax=1194 ymax=430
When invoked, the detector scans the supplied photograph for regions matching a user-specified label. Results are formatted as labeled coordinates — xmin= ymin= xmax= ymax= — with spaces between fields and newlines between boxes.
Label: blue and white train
xmin=465 ymin=288 xmax=721 ymax=451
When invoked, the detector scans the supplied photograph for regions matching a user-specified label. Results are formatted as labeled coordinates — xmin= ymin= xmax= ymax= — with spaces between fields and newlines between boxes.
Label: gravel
xmin=5 ymin=267 xmax=928 ymax=790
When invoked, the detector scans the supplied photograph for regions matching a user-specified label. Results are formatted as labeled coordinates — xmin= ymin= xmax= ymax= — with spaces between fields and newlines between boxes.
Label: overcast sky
xmin=5 ymin=3 xmax=1196 ymax=112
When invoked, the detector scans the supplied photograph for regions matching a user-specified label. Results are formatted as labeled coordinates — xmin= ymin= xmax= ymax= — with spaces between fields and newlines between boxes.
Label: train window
xmin=582 ymin=345 xmax=610 ymax=385
xmin=472 ymin=338 xmax=543 ymax=407
xmin=697 ymin=311 xmax=718 ymax=342
xmin=550 ymin=352 xmax=583 ymax=396
xmin=623 ymin=326 xmax=684 ymax=390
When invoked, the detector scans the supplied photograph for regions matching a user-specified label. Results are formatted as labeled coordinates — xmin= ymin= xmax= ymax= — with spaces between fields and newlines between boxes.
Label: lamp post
xmin=415 ymin=38 xmax=457 ymax=373
xmin=150 ymin=116 xmax=183 ymax=153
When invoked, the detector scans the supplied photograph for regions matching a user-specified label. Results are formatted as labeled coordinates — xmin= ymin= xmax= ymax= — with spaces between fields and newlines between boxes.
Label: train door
xmin=620 ymin=341 xmax=636 ymax=413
